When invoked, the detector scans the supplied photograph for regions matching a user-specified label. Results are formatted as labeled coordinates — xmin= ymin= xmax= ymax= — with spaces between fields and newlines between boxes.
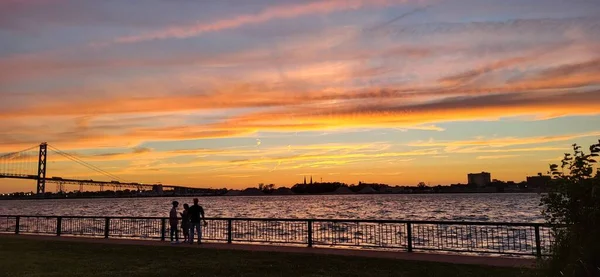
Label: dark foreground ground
xmin=0 ymin=237 xmax=536 ymax=277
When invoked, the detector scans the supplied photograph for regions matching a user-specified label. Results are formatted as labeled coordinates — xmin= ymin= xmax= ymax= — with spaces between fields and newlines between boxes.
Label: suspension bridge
xmin=0 ymin=143 xmax=205 ymax=195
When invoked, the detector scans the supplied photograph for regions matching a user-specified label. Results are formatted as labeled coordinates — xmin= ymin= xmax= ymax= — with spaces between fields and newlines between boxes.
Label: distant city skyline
xmin=1 ymin=0 xmax=599 ymax=193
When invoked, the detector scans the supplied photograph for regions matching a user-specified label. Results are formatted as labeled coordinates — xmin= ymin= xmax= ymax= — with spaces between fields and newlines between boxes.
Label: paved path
xmin=1 ymin=234 xmax=536 ymax=268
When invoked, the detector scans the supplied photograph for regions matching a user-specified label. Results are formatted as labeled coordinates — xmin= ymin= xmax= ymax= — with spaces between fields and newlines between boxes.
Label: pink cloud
xmin=107 ymin=0 xmax=415 ymax=45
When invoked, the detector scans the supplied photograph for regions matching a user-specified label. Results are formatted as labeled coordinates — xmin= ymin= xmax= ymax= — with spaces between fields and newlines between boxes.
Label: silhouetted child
xmin=180 ymin=203 xmax=190 ymax=243
xmin=169 ymin=201 xmax=179 ymax=244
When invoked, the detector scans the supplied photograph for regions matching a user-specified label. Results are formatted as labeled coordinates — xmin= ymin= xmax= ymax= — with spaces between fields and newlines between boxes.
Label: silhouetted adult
xmin=188 ymin=198 xmax=207 ymax=244
xmin=169 ymin=201 xmax=179 ymax=244
xmin=180 ymin=203 xmax=190 ymax=243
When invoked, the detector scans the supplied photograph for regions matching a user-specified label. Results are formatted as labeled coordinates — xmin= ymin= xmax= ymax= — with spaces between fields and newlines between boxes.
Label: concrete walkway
xmin=1 ymin=234 xmax=536 ymax=268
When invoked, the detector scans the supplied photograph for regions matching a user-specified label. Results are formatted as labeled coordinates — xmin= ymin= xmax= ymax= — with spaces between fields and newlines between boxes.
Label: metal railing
xmin=0 ymin=215 xmax=554 ymax=257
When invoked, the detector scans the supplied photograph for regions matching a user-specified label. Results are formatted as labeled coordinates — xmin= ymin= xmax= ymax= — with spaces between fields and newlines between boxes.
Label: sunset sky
xmin=1 ymin=0 xmax=599 ymax=192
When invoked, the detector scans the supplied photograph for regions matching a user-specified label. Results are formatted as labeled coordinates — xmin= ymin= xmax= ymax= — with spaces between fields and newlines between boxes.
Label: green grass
xmin=0 ymin=237 xmax=536 ymax=277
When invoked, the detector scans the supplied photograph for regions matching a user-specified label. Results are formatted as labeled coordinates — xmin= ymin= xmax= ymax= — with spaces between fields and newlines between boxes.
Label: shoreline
xmin=0 ymin=190 xmax=544 ymax=200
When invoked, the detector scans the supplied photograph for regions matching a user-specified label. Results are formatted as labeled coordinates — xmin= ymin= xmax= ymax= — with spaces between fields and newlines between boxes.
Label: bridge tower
xmin=36 ymin=142 xmax=47 ymax=195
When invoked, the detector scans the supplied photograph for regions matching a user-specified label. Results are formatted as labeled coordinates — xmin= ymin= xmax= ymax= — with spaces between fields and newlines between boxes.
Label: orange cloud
xmin=0 ymin=124 xmax=255 ymax=152
xmin=210 ymin=90 xmax=600 ymax=132
xmin=1 ymin=89 xmax=598 ymax=152
xmin=1 ymin=84 xmax=592 ymax=123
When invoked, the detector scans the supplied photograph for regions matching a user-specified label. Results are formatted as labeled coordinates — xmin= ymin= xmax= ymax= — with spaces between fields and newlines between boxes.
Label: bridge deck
xmin=0 ymin=173 xmax=203 ymax=191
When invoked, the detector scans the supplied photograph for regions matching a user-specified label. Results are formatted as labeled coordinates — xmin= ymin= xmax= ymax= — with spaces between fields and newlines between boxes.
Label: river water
xmin=0 ymin=193 xmax=544 ymax=223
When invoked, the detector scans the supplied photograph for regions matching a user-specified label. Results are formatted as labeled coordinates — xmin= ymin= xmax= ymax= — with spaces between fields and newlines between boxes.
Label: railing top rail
xmin=0 ymin=214 xmax=552 ymax=226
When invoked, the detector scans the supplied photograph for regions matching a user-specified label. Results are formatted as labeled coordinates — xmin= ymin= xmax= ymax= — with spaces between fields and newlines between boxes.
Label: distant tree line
xmin=248 ymin=179 xmax=540 ymax=195
xmin=287 ymin=181 xmax=389 ymax=194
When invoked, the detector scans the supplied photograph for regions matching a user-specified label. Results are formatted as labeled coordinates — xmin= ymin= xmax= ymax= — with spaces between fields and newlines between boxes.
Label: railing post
xmin=534 ymin=225 xmax=542 ymax=258
xmin=56 ymin=217 xmax=62 ymax=236
xmin=406 ymin=222 xmax=413 ymax=252
xmin=307 ymin=220 xmax=313 ymax=247
xmin=15 ymin=216 xmax=20 ymax=235
xmin=160 ymin=218 xmax=166 ymax=241
xmin=227 ymin=219 xmax=233 ymax=244
xmin=104 ymin=217 xmax=110 ymax=238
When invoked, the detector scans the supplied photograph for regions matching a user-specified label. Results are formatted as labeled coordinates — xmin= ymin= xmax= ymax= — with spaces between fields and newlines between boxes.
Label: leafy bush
xmin=540 ymin=141 xmax=600 ymax=276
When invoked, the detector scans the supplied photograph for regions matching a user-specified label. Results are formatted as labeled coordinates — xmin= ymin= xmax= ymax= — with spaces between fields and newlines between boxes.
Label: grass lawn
xmin=0 ymin=237 xmax=536 ymax=277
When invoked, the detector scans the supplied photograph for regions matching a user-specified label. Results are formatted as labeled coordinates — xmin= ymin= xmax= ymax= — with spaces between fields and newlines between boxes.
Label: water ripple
xmin=0 ymin=193 xmax=544 ymax=222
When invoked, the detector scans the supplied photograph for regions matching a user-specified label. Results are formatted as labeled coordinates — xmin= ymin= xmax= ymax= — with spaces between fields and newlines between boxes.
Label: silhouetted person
xmin=180 ymin=203 xmax=190 ymax=243
xmin=188 ymin=198 xmax=207 ymax=244
xmin=169 ymin=201 xmax=179 ymax=244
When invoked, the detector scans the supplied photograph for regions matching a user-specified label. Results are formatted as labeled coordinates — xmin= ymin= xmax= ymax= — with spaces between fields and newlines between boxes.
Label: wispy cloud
xmin=408 ymin=131 xmax=600 ymax=148
xmin=449 ymin=147 xmax=565 ymax=154
xmin=476 ymin=154 xmax=520 ymax=160
xmin=214 ymin=174 xmax=257 ymax=179
xmin=105 ymin=0 xmax=413 ymax=45
xmin=541 ymin=156 xmax=564 ymax=162
xmin=438 ymin=56 xmax=537 ymax=87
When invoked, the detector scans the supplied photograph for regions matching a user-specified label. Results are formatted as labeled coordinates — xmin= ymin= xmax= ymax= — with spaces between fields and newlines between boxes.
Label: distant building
xmin=468 ymin=172 xmax=491 ymax=187
xmin=380 ymin=186 xmax=405 ymax=193
xmin=152 ymin=185 xmax=163 ymax=194
xmin=527 ymin=174 xmax=551 ymax=189
xmin=333 ymin=186 xmax=354 ymax=194
xmin=225 ymin=189 xmax=242 ymax=196
xmin=240 ymin=188 xmax=264 ymax=196
xmin=358 ymin=186 xmax=377 ymax=194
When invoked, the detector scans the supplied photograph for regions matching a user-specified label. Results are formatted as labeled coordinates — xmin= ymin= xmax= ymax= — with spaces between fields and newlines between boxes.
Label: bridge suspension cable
xmin=47 ymin=144 xmax=127 ymax=183
xmin=0 ymin=145 xmax=38 ymax=159
xmin=0 ymin=145 xmax=39 ymax=177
